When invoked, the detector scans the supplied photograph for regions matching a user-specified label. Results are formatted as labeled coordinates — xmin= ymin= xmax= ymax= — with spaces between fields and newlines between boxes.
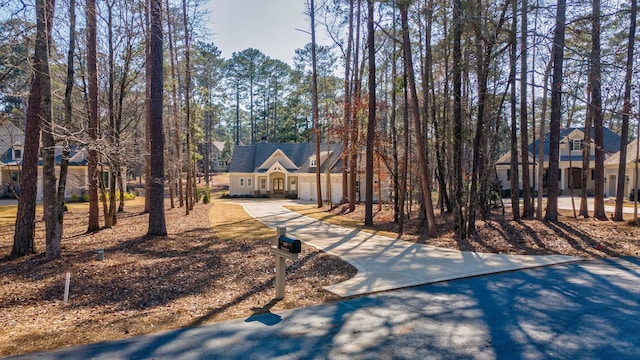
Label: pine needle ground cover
xmin=0 ymin=198 xmax=355 ymax=357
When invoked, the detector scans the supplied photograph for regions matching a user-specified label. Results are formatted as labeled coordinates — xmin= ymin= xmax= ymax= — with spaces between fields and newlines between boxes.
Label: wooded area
xmin=1 ymin=0 xmax=639 ymax=261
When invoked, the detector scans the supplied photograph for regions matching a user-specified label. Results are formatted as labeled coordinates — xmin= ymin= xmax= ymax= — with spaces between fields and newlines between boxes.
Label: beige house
xmin=496 ymin=127 xmax=622 ymax=196
xmin=604 ymin=138 xmax=640 ymax=199
xmin=227 ymin=142 xmax=391 ymax=204
xmin=1 ymin=121 xmax=118 ymax=200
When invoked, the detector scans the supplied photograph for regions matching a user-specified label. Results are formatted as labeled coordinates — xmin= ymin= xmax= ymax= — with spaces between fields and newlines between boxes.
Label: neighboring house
xmin=211 ymin=141 xmax=228 ymax=172
xmin=0 ymin=121 xmax=117 ymax=200
xmin=604 ymin=138 xmax=640 ymax=198
xmin=228 ymin=142 xmax=391 ymax=204
xmin=496 ymin=127 xmax=622 ymax=196
xmin=0 ymin=121 xmax=25 ymax=198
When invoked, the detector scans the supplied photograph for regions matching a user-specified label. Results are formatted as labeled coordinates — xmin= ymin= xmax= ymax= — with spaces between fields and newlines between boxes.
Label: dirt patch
xmin=0 ymin=199 xmax=356 ymax=357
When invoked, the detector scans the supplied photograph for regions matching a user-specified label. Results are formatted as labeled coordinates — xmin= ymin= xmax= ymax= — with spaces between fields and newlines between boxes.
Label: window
xmin=506 ymin=169 xmax=511 ymax=181
xmin=310 ymin=158 xmax=317 ymax=167
xmin=260 ymin=178 xmax=266 ymax=190
xmin=247 ymin=177 xmax=252 ymax=188
xmin=240 ymin=178 xmax=245 ymax=187
xmin=591 ymin=169 xmax=595 ymax=181
xmin=13 ymin=149 xmax=22 ymax=160
xmin=571 ymin=139 xmax=583 ymax=151
xmin=102 ymin=171 xmax=110 ymax=189
xmin=290 ymin=179 xmax=297 ymax=191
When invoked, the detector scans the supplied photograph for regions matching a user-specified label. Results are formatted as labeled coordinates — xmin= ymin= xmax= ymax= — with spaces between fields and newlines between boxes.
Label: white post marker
xmin=63 ymin=272 xmax=70 ymax=305
xmin=271 ymin=227 xmax=299 ymax=300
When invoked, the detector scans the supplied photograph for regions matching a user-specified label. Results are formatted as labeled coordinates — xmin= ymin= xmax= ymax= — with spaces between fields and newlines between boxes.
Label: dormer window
xmin=570 ymin=139 xmax=583 ymax=151
xmin=310 ymin=158 xmax=317 ymax=167
xmin=14 ymin=149 xmax=22 ymax=160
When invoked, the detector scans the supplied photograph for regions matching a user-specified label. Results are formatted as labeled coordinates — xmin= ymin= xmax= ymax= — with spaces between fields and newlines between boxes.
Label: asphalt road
xmin=4 ymin=257 xmax=640 ymax=360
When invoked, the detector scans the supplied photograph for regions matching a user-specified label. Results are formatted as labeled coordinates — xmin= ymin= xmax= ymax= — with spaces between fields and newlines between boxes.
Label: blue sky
xmin=206 ymin=0 xmax=313 ymax=64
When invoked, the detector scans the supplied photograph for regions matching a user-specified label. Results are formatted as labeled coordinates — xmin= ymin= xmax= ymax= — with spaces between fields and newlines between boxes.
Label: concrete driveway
xmin=239 ymin=200 xmax=580 ymax=297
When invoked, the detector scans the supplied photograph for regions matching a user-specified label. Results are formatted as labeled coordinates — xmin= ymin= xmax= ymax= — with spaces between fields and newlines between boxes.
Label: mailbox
xmin=278 ymin=235 xmax=301 ymax=253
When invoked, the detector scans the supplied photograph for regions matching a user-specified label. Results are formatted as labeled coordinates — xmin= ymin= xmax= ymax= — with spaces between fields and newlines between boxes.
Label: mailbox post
xmin=270 ymin=227 xmax=301 ymax=299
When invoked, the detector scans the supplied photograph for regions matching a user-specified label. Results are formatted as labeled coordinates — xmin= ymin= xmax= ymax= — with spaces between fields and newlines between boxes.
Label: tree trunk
xmin=591 ymin=0 xmax=606 ymax=220
xmin=310 ymin=0 xmax=323 ymax=208
xmin=12 ymin=0 xmax=54 ymax=258
xmin=364 ymin=0 xmax=375 ymax=226
xmin=545 ymin=0 xmax=567 ymax=222
xmin=147 ymin=0 xmax=167 ymax=236
xmin=165 ymin=0 xmax=184 ymax=208
xmin=183 ymin=0 xmax=193 ymax=214
xmin=349 ymin=0 xmax=362 ymax=212
xmin=399 ymin=0 xmax=437 ymax=237
xmin=342 ymin=0 xmax=354 ymax=205
xmin=536 ymin=58 xmax=552 ymax=219
xmin=509 ymin=0 xmax=520 ymax=220
xmin=452 ymin=0 xmax=465 ymax=239
xmin=580 ymin=87 xmax=592 ymax=218
xmin=520 ymin=0 xmax=533 ymax=218
xmin=87 ymin=0 xmax=100 ymax=231
xmin=614 ymin=0 xmax=636 ymax=221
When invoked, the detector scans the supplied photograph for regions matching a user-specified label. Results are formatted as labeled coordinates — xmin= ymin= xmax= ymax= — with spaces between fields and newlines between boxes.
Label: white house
xmin=495 ymin=127 xmax=622 ymax=196
xmin=227 ymin=142 xmax=391 ymax=204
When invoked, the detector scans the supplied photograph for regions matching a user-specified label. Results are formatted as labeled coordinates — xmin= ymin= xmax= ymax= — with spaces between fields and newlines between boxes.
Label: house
xmin=211 ymin=141 xmax=229 ymax=172
xmin=0 ymin=121 xmax=117 ymax=200
xmin=496 ymin=127 xmax=622 ymax=196
xmin=228 ymin=142 xmax=393 ymax=204
xmin=604 ymin=138 xmax=640 ymax=198
xmin=0 ymin=121 xmax=25 ymax=198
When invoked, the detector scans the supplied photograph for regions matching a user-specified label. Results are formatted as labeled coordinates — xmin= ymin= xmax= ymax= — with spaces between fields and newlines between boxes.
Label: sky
xmin=205 ymin=0 xmax=313 ymax=65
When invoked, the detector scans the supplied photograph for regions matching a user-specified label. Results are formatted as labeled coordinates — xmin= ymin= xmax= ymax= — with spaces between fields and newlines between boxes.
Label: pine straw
xmin=0 ymin=198 xmax=356 ymax=357
xmin=297 ymin=202 xmax=640 ymax=260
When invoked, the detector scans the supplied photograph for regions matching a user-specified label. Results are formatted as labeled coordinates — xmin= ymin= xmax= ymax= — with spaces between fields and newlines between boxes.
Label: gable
xmin=258 ymin=149 xmax=298 ymax=171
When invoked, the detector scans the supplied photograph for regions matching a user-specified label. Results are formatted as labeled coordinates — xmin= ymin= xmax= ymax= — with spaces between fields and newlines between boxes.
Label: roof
xmin=528 ymin=127 xmax=622 ymax=161
xmin=495 ymin=149 xmax=537 ymax=166
xmin=605 ymin=138 xmax=640 ymax=165
xmin=228 ymin=142 xmax=344 ymax=174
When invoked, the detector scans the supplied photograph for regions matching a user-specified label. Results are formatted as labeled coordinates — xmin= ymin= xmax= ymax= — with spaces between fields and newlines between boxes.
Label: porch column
xmin=559 ymin=168 xmax=566 ymax=191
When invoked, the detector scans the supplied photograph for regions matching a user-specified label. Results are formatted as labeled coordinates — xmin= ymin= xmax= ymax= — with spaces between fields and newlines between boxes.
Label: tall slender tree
xmin=147 ymin=0 xmax=167 ymax=236
xmin=614 ymin=0 xmax=637 ymax=221
xmin=364 ymin=0 xmax=375 ymax=226
xmin=591 ymin=0 xmax=606 ymax=220
xmin=545 ymin=0 xmax=567 ymax=222
xmin=11 ymin=0 xmax=55 ymax=258
xmin=520 ymin=0 xmax=533 ymax=218
xmin=308 ymin=0 xmax=323 ymax=207
xmin=399 ymin=0 xmax=437 ymax=237
xmin=452 ymin=0 xmax=465 ymax=238
xmin=87 ymin=0 xmax=100 ymax=231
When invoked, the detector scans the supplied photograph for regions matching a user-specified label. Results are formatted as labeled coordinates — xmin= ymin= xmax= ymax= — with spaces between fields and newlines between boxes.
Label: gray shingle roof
xmin=228 ymin=142 xmax=343 ymax=174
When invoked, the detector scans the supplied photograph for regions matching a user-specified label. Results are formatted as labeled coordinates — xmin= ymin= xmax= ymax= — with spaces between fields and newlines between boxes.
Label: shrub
xmin=82 ymin=193 xmax=90 ymax=202
xmin=202 ymin=190 xmax=210 ymax=204
xmin=70 ymin=193 xmax=79 ymax=202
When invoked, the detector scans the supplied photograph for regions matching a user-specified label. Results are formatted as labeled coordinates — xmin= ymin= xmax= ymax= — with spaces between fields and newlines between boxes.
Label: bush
xmin=70 ymin=193 xmax=79 ymax=202
xmin=82 ymin=193 xmax=90 ymax=202
xmin=202 ymin=190 xmax=210 ymax=204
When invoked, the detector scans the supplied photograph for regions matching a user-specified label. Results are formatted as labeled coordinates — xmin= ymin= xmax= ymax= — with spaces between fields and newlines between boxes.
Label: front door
xmin=273 ymin=178 xmax=284 ymax=194
xmin=570 ymin=168 xmax=582 ymax=189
